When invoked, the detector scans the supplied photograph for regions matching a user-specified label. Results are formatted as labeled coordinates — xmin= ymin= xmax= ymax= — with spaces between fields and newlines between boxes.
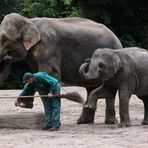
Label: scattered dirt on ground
xmin=0 ymin=87 xmax=148 ymax=148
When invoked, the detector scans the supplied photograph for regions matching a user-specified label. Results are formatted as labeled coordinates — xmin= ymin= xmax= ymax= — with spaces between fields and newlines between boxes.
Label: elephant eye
xmin=98 ymin=62 xmax=105 ymax=68
xmin=1 ymin=37 xmax=7 ymax=44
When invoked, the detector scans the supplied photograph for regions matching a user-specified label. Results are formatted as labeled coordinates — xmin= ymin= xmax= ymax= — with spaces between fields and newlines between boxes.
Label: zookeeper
xmin=19 ymin=72 xmax=61 ymax=131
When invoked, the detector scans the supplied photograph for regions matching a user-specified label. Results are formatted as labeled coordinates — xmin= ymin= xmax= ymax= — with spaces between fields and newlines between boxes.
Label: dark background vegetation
xmin=0 ymin=0 xmax=148 ymax=89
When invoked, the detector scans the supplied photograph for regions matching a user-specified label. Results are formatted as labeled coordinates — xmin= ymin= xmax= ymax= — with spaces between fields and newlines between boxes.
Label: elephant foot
xmin=77 ymin=107 xmax=96 ymax=124
xmin=105 ymin=108 xmax=117 ymax=124
xmin=141 ymin=120 xmax=148 ymax=125
xmin=105 ymin=117 xmax=118 ymax=124
xmin=118 ymin=122 xmax=131 ymax=128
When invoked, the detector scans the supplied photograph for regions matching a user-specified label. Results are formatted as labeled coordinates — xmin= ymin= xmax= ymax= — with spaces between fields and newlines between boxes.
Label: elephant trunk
xmin=0 ymin=60 xmax=12 ymax=86
xmin=79 ymin=62 xmax=95 ymax=80
xmin=0 ymin=53 xmax=4 ymax=63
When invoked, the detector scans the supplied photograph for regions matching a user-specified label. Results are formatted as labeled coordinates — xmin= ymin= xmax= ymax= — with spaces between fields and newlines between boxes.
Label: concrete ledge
xmin=0 ymin=112 xmax=46 ymax=129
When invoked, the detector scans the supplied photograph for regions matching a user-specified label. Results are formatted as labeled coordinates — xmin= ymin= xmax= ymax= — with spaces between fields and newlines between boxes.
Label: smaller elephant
xmin=79 ymin=47 xmax=148 ymax=127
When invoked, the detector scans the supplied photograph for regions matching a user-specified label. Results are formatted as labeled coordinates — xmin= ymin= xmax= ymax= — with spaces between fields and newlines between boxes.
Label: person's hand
xmin=48 ymin=93 xmax=53 ymax=98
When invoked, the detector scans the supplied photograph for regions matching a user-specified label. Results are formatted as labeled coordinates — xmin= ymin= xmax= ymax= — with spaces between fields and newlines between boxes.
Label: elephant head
xmin=0 ymin=13 xmax=41 ymax=62
xmin=79 ymin=48 xmax=122 ymax=81
xmin=0 ymin=13 xmax=41 ymax=85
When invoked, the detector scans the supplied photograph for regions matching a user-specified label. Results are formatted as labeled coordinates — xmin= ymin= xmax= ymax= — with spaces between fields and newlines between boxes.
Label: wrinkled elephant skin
xmin=79 ymin=47 xmax=148 ymax=127
xmin=0 ymin=13 xmax=122 ymax=123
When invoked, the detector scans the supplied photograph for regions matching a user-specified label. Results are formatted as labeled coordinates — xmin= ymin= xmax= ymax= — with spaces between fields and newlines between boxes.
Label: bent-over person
xmin=19 ymin=72 xmax=61 ymax=131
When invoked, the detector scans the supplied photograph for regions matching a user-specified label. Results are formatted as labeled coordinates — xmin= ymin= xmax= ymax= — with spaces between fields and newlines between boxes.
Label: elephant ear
xmin=113 ymin=55 xmax=122 ymax=74
xmin=23 ymin=20 xmax=41 ymax=50
xmin=1 ymin=13 xmax=41 ymax=51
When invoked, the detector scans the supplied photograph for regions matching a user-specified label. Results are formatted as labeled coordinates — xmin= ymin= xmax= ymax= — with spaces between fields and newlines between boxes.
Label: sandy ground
xmin=0 ymin=87 xmax=148 ymax=148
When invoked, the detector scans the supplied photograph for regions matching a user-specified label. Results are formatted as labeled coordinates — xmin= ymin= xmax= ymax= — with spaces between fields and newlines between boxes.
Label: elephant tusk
xmin=3 ymin=55 xmax=13 ymax=61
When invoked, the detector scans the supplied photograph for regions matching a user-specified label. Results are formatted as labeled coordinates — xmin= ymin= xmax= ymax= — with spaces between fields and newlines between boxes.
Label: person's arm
xmin=48 ymin=92 xmax=54 ymax=97
xmin=19 ymin=83 xmax=35 ymax=96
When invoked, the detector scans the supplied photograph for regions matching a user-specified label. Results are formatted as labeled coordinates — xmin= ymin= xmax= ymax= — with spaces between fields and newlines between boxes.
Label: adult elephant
xmin=79 ymin=47 xmax=148 ymax=127
xmin=0 ymin=13 xmax=122 ymax=124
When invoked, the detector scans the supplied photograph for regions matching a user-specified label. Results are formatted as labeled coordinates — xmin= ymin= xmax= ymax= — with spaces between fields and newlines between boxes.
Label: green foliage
xmin=17 ymin=0 xmax=81 ymax=18
xmin=120 ymin=34 xmax=137 ymax=47
xmin=0 ymin=0 xmax=18 ymax=21
xmin=63 ymin=0 xmax=72 ymax=5
xmin=79 ymin=0 xmax=148 ymax=48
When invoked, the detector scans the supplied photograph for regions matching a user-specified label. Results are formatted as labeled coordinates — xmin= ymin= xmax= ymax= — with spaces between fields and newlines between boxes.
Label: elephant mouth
xmin=98 ymin=71 xmax=110 ymax=81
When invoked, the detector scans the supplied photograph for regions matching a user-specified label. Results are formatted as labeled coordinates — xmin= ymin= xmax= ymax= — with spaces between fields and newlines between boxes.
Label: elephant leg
xmin=78 ymin=83 xmax=117 ymax=124
xmin=139 ymin=96 xmax=148 ymax=125
xmin=77 ymin=96 xmax=97 ymax=124
xmin=118 ymin=88 xmax=131 ymax=127
xmin=105 ymin=95 xmax=118 ymax=124
xmin=77 ymin=87 xmax=97 ymax=124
